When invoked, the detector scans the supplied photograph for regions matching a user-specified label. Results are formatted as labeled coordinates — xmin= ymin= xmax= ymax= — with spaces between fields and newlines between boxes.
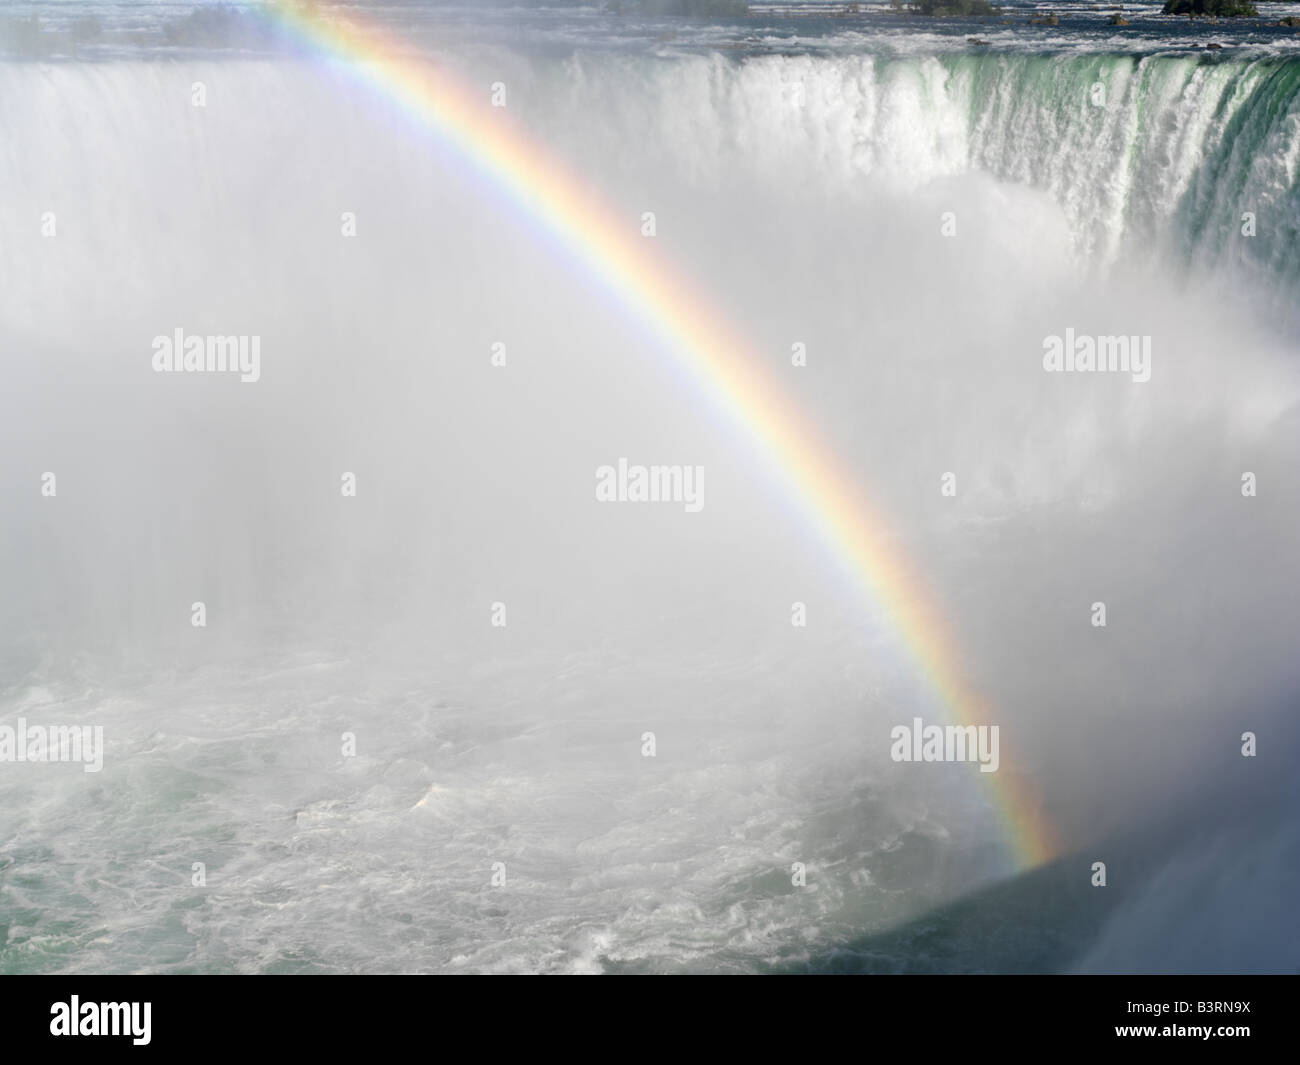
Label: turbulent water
xmin=1 ymin=3 xmax=1298 ymax=973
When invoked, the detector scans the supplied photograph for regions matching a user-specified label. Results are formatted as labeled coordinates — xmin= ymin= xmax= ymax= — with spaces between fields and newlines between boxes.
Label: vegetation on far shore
xmin=1162 ymin=0 xmax=1259 ymax=15
xmin=908 ymin=0 xmax=999 ymax=15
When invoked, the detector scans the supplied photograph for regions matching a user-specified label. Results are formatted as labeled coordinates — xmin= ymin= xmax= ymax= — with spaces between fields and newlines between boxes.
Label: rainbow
xmin=260 ymin=1 xmax=1058 ymax=868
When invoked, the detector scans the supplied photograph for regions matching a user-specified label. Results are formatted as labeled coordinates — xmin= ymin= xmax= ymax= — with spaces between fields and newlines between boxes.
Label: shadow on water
xmin=770 ymin=766 xmax=1300 ymax=974
xmin=768 ymin=852 xmax=1122 ymax=974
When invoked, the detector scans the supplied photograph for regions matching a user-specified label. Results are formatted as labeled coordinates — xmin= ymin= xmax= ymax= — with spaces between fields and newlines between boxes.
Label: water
xmin=1 ymin=2 xmax=1298 ymax=973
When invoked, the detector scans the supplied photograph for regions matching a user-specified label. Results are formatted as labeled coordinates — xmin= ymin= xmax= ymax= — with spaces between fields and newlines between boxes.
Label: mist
xmin=1 ymin=42 xmax=1297 ymax=972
